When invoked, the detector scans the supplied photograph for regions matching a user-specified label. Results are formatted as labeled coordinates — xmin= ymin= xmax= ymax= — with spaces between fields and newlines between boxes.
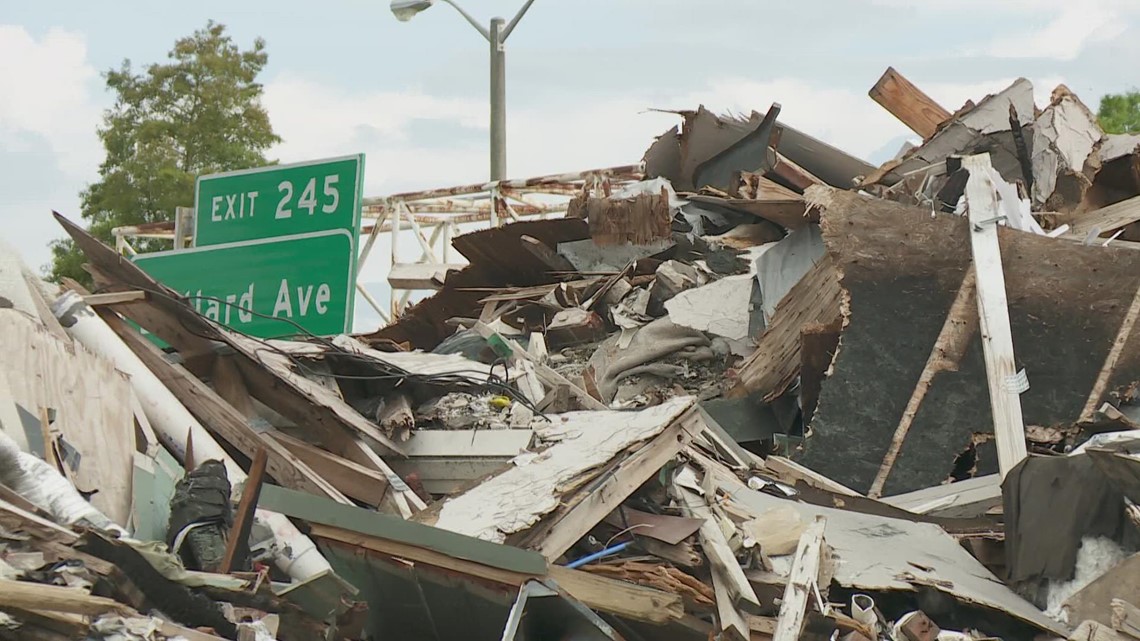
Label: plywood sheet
xmin=0 ymin=311 xmax=134 ymax=525
xmin=432 ymin=397 xmax=695 ymax=543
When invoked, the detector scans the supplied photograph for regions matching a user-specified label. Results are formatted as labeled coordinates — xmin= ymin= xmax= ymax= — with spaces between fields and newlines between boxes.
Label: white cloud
xmin=0 ymin=25 xmax=103 ymax=272
xmin=0 ymin=26 xmax=101 ymax=177
xmin=867 ymin=0 xmax=1138 ymax=61
xmin=264 ymin=74 xmax=678 ymax=195
xmin=981 ymin=5 xmax=1127 ymax=61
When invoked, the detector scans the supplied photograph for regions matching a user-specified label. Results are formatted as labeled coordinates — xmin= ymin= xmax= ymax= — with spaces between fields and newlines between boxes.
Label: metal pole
xmin=489 ymin=17 xmax=507 ymax=181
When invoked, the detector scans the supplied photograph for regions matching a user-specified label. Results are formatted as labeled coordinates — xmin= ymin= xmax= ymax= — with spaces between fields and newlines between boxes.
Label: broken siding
xmin=800 ymin=190 xmax=1140 ymax=495
xmin=431 ymin=397 xmax=695 ymax=544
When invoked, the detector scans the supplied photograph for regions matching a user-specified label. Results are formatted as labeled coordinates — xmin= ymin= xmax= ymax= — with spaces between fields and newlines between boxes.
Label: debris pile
xmin=3 ymin=67 xmax=1140 ymax=640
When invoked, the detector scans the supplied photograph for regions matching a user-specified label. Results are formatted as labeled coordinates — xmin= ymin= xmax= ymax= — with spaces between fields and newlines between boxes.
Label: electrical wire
xmin=120 ymin=284 xmax=545 ymax=415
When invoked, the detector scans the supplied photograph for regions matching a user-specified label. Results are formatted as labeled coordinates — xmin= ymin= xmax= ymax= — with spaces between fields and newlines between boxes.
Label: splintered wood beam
xmin=220 ymin=447 xmax=268 ymax=573
xmin=869 ymin=266 xmax=979 ymax=498
xmin=770 ymin=152 xmax=824 ymax=192
xmin=869 ymin=67 xmax=952 ymax=139
xmin=773 ymin=515 xmax=827 ymax=641
xmin=962 ymin=154 xmax=1027 ymax=478
xmin=268 ymin=431 xmax=393 ymax=507
xmin=94 ymin=308 xmax=352 ymax=505
xmin=1066 ymin=194 xmax=1140 ymax=241
xmin=675 ymin=476 xmax=760 ymax=640
xmin=83 ymin=290 xmax=147 ymax=306
xmin=1080 ymin=282 xmax=1140 ymax=422
xmin=0 ymin=579 xmax=131 ymax=617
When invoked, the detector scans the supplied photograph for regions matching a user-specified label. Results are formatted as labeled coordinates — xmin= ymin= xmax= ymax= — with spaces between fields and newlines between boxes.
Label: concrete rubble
xmin=3 ymin=67 xmax=1140 ymax=641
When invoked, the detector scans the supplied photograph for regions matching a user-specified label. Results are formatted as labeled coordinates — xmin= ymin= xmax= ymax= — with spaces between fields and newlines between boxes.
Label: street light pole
xmin=390 ymin=0 xmax=538 ymax=182
xmin=489 ymin=17 xmax=507 ymax=181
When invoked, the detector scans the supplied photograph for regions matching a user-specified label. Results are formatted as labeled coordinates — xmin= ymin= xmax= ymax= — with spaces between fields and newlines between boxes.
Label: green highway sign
xmin=133 ymin=230 xmax=355 ymax=339
xmin=194 ymin=154 xmax=364 ymax=247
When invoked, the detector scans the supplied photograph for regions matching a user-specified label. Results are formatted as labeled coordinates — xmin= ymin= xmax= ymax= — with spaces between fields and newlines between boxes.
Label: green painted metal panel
xmin=194 ymin=155 xmax=364 ymax=247
xmin=132 ymin=230 xmax=355 ymax=339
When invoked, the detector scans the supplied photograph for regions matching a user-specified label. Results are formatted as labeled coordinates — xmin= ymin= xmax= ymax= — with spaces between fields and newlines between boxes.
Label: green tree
xmin=48 ymin=21 xmax=279 ymax=284
xmin=1098 ymin=90 xmax=1140 ymax=135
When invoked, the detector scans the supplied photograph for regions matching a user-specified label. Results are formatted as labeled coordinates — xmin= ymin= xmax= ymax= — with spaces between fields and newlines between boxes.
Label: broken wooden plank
xmin=769 ymin=151 xmax=825 ymax=192
xmin=1067 ymin=194 xmax=1140 ymax=242
xmin=83 ymin=290 xmax=147 ymax=306
xmin=675 ymin=479 xmax=759 ymax=640
xmin=220 ymin=447 xmax=268 ymax=574
xmin=675 ymin=480 xmax=759 ymax=607
xmin=94 ymin=307 xmax=352 ymax=505
xmin=267 ymin=431 xmax=392 ymax=507
xmin=1081 ymin=282 xmax=1140 ymax=422
xmin=765 ymin=456 xmax=860 ymax=497
xmin=548 ymin=565 xmax=686 ymax=625
xmin=1113 ymin=599 xmax=1140 ymax=640
xmin=210 ymin=354 xmax=257 ymax=419
xmin=728 ymin=257 xmax=843 ymax=400
xmin=0 ymin=579 xmax=130 ymax=617
xmin=868 ymin=67 xmax=952 ymax=139
xmin=869 ymin=266 xmax=979 ymax=498
xmin=429 ymin=397 xmax=695 ymax=543
xmin=529 ymin=408 xmax=702 ymax=561
xmin=772 ymin=515 xmax=827 ymax=641
xmin=962 ymin=154 xmax=1028 ymax=478
xmin=711 ymin=555 xmax=751 ymax=641
xmin=22 ymin=272 xmax=70 ymax=344
xmin=53 ymin=213 xmax=426 ymax=514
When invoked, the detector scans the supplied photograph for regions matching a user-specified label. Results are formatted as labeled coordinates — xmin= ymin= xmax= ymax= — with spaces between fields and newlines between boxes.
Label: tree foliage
xmin=48 ymin=21 xmax=279 ymax=283
xmin=1098 ymin=90 xmax=1140 ymax=135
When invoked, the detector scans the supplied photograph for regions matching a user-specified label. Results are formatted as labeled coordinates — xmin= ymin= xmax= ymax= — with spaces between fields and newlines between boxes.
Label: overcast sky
xmin=3 ymin=0 xmax=1138 ymax=328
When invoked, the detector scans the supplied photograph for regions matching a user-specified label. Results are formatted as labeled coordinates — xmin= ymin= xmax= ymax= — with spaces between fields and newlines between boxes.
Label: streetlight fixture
xmin=390 ymin=0 xmax=538 ymax=181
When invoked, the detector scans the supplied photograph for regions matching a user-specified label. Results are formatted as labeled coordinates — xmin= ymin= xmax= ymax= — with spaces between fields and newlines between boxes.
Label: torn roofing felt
xmin=797 ymin=188 xmax=1140 ymax=496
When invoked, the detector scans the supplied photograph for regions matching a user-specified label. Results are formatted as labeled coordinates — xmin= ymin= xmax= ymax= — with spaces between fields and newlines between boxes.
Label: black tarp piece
xmin=797 ymin=189 xmax=1140 ymax=495
xmin=168 ymin=459 xmax=233 ymax=572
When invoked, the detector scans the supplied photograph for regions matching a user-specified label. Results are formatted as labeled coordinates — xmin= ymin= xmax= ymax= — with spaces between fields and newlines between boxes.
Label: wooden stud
xmin=869 ymin=67 xmax=952 ymax=139
xmin=1080 ymin=282 xmax=1140 ymax=422
xmin=773 ymin=516 xmax=827 ymax=641
xmin=95 ymin=307 xmax=351 ymax=504
xmin=267 ymin=431 xmax=391 ymax=507
xmin=220 ymin=447 xmax=268 ymax=573
xmin=962 ymin=154 xmax=1028 ymax=478
xmin=0 ymin=579 xmax=131 ymax=617
xmin=83 ymin=291 xmax=148 ymax=306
